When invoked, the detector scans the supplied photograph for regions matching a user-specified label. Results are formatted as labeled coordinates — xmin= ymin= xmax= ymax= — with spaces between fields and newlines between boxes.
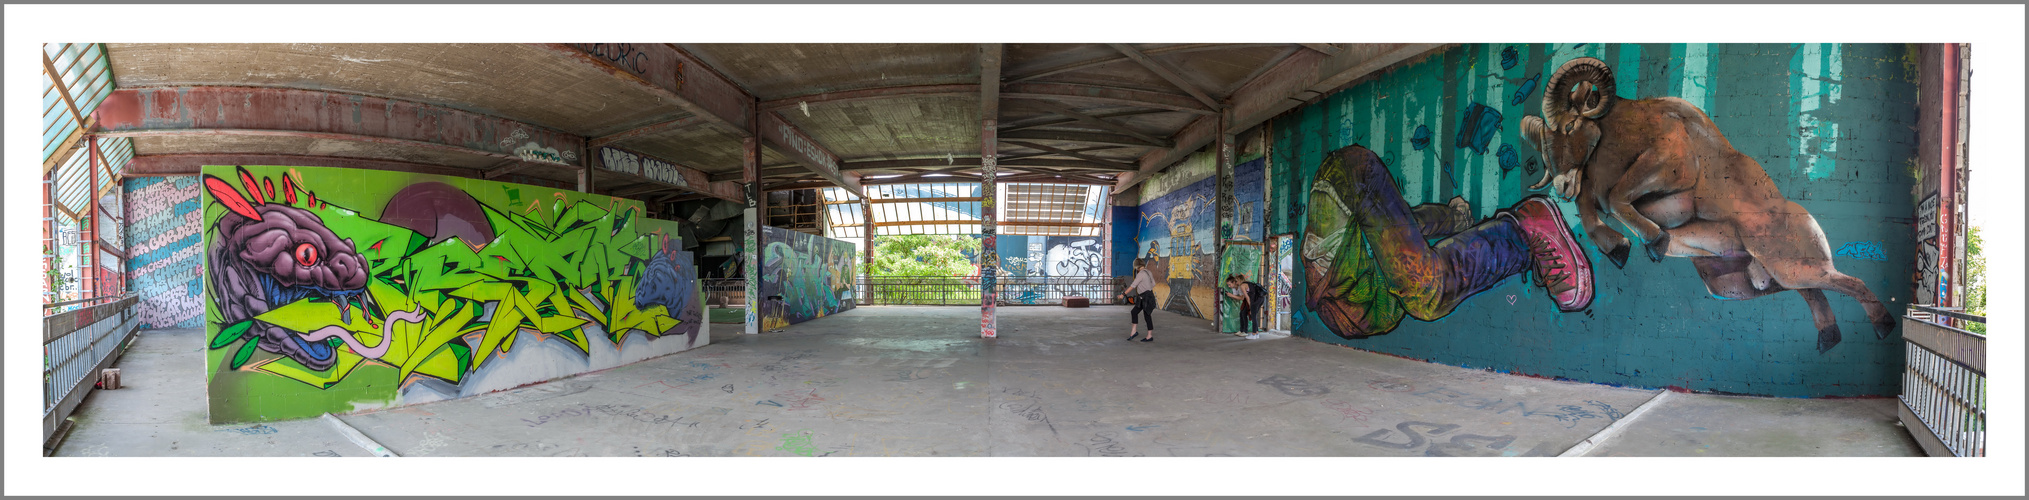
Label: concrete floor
xmin=53 ymin=306 xmax=1921 ymax=457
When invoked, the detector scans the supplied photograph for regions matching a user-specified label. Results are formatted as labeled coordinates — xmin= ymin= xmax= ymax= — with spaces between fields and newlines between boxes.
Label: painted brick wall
xmin=124 ymin=176 xmax=204 ymax=329
xmin=1271 ymin=43 xmax=1919 ymax=397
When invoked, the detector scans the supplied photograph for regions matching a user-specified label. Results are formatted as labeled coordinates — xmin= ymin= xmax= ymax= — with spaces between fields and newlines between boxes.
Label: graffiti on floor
xmin=1352 ymin=420 xmax=1557 ymax=457
xmin=777 ymin=429 xmax=823 ymax=457
xmin=1319 ymin=399 xmax=1375 ymax=421
xmin=1257 ymin=374 xmax=1331 ymax=396
xmin=1407 ymin=385 xmax=1625 ymax=428
xmin=1081 ymin=431 xmax=1145 ymax=457
xmin=213 ymin=424 xmax=278 ymax=435
xmin=201 ymin=165 xmax=705 ymax=423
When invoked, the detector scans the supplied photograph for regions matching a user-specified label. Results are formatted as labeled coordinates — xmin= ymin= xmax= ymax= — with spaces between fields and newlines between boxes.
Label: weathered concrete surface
xmin=1586 ymin=393 xmax=1922 ymax=457
xmin=50 ymin=328 xmax=374 ymax=457
xmin=53 ymin=307 xmax=1920 ymax=457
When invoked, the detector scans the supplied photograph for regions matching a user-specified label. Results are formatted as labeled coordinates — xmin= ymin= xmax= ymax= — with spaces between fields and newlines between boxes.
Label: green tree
xmin=1964 ymin=225 xmax=1986 ymax=334
xmin=866 ymin=234 xmax=980 ymax=304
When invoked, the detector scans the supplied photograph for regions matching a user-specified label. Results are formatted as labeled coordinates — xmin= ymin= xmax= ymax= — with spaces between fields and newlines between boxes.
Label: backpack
xmin=1245 ymin=281 xmax=1267 ymax=304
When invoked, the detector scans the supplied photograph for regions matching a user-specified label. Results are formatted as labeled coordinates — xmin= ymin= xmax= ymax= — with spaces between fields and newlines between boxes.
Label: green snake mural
xmin=202 ymin=165 xmax=702 ymax=423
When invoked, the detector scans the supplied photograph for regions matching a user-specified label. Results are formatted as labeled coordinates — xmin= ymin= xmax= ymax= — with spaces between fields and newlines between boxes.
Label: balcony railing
xmin=43 ymin=293 xmax=140 ymax=450
xmin=1899 ymin=304 xmax=1985 ymax=457
xmin=855 ymin=276 xmax=1130 ymax=306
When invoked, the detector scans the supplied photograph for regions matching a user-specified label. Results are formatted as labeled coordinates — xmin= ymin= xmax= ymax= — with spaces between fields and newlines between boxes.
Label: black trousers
xmin=1238 ymin=301 xmax=1260 ymax=333
xmin=1130 ymin=291 xmax=1157 ymax=329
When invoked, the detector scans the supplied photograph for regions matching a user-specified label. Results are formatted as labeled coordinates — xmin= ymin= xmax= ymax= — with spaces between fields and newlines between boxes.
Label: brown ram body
xmin=1520 ymin=57 xmax=1894 ymax=353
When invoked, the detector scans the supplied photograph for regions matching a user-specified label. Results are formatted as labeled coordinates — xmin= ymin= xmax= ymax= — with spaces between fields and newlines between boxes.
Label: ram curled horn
xmin=1525 ymin=57 xmax=1618 ymax=191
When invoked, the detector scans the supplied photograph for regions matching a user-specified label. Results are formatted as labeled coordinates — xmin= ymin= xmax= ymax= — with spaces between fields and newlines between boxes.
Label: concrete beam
xmin=1022 ymin=100 xmax=1173 ymax=148
xmin=588 ymin=115 xmax=712 ymax=149
xmin=1003 ymin=82 xmax=1216 ymax=116
xmin=1000 ymin=129 xmax=1165 ymax=149
xmin=545 ymin=43 xmax=862 ymax=198
xmin=92 ymin=86 xmax=586 ymax=169
xmin=761 ymin=84 xmax=980 ymax=111
xmin=1113 ymin=43 xmax=1447 ymax=194
xmin=595 ymin=146 xmax=744 ymax=202
xmin=759 ymin=111 xmax=862 ymax=197
xmin=1108 ymin=43 xmax=1220 ymax=110
xmin=538 ymin=43 xmax=754 ymax=137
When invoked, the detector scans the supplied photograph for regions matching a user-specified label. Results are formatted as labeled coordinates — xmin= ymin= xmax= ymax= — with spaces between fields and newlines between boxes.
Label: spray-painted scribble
xmin=1834 ymin=241 xmax=1888 ymax=262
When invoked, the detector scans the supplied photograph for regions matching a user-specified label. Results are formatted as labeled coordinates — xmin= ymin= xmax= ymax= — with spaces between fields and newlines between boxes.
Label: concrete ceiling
xmin=95 ymin=42 xmax=1445 ymax=204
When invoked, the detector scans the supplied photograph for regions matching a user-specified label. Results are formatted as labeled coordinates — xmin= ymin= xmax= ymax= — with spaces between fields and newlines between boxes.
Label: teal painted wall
xmin=1271 ymin=44 xmax=1920 ymax=397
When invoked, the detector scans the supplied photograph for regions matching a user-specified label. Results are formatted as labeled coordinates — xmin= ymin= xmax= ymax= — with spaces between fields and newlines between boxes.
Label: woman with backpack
xmin=1120 ymin=258 xmax=1159 ymax=342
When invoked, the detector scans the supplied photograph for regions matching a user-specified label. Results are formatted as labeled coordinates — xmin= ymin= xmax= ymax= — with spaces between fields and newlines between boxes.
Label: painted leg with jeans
xmin=1302 ymin=145 xmax=1594 ymax=339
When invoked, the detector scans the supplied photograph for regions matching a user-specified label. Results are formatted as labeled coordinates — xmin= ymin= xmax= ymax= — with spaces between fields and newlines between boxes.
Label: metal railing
xmin=857 ymin=275 xmax=1130 ymax=306
xmin=44 ymin=293 xmax=140 ymax=445
xmin=1899 ymin=304 xmax=1985 ymax=457
xmin=703 ymin=278 xmax=746 ymax=308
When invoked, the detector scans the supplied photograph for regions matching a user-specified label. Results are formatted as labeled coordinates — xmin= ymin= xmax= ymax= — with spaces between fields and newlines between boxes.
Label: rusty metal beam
xmin=1001 ymin=141 xmax=1139 ymax=170
xmin=1000 ymin=129 xmax=1164 ymax=149
xmin=588 ymin=115 xmax=710 ymax=149
xmin=760 ymin=84 xmax=979 ymax=111
xmin=1299 ymin=43 xmax=1342 ymax=56
xmin=1005 ymin=43 xmax=1288 ymax=84
xmin=122 ymin=154 xmax=484 ymax=178
xmin=1114 ymin=44 xmax=1447 ymax=194
xmin=93 ymin=87 xmax=586 ymax=169
xmin=1003 ymin=82 xmax=1216 ymax=116
xmin=1021 ymin=100 xmax=1173 ymax=148
xmin=1108 ymin=43 xmax=1221 ymax=110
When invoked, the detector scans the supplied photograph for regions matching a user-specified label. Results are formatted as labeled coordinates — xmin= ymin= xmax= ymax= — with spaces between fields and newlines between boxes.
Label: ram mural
xmin=1275 ymin=43 xmax=1918 ymax=397
xmin=202 ymin=165 xmax=704 ymax=423
xmin=758 ymin=226 xmax=856 ymax=330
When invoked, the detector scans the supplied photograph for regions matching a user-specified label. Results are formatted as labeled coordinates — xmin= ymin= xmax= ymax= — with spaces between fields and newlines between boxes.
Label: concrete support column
xmin=43 ymin=169 xmax=55 ymax=303
xmin=743 ymin=135 xmax=764 ymax=334
xmin=1213 ymin=113 xmax=1234 ymax=327
xmin=980 ymin=119 xmax=999 ymax=338
xmin=85 ymin=137 xmax=101 ymax=298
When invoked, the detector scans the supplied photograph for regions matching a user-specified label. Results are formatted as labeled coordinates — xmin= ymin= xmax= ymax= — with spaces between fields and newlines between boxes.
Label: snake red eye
xmin=294 ymin=243 xmax=319 ymax=266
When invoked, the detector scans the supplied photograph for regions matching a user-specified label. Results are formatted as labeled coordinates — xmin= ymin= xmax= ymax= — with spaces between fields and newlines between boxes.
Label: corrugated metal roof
xmin=43 ymin=43 xmax=129 ymax=217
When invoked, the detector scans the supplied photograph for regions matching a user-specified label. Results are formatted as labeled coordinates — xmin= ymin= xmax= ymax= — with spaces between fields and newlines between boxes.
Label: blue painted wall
xmin=1233 ymin=158 xmax=1267 ymax=242
xmin=1271 ymin=43 xmax=1920 ymax=397
xmin=1137 ymin=156 xmax=1220 ymax=319
xmin=1111 ymin=206 xmax=1138 ymax=277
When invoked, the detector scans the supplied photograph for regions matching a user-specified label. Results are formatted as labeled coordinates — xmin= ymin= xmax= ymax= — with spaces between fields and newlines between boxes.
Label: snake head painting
xmin=205 ymin=168 xmax=371 ymax=370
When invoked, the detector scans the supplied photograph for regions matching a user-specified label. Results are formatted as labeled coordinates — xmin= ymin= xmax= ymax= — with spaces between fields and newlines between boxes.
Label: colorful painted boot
xmin=1499 ymin=196 xmax=1594 ymax=312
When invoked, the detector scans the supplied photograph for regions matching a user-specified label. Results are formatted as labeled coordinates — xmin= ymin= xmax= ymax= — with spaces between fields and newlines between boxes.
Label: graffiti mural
xmin=758 ymin=226 xmax=856 ymax=330
xmin=126 ymin=176 xmax=205 ymax=329
xmin=1044 ymin=236 xmax=1105 ymax=277
xmin=1233 ymin=158 xmax=1266 ymax=242
xmin=1276 ymin=43 xmax=1919 ymax=397
xmin=203 ymin=165 xmax=705 ymax=423
xmin=1517 ymin=57 xmax=1893 ymax=352
xmin=1218 ymin=243 xmax=1263 ymax=333
xmin=1137 ymin=154 xmax=1218 ymax=320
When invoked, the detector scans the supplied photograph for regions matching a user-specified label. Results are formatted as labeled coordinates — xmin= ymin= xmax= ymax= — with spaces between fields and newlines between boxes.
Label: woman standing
xmin=1121 ymin=258 xmax=1159 ymax=342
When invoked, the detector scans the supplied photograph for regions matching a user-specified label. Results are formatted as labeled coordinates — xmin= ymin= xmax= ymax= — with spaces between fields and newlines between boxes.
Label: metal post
xmin=43 ymin=169 xmax=55 ymax=304
xmin=1936 ymin=43 xmax=1958 ymax=309
xmin=861 ymin=196 xmax=875 ymax=306
xmin=743 ymin=135 xmax=763 ymax=334
xmin=85 ymin=137 xmax=101 ymax=299
xmin=980 ymin=119 xmax=999 ymax=338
